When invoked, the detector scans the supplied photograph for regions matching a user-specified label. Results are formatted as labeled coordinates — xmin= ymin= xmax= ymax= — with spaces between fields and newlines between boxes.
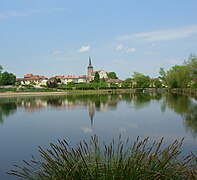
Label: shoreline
xmin=0 ymin=89 xmax=135 ymax=98
xmin=0 ymin=91 xmax=68 ymax=97
xmin=0 ymin=88 xmax=196 ymax=98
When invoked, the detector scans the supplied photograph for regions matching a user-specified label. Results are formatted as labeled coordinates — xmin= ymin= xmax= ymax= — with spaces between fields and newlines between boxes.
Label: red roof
xmin=18 ymin=74 xmax=48 ymax=81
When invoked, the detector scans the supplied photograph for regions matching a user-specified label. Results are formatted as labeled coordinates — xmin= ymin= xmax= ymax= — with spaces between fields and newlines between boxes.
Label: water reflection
xmin=0 ymin=99 xmax=17 ymax=124
xmin=163 ymin=94 xmax=197 ymax=137
xmin=132 ymin=93 xmax=162 ymax=110
xmin=0 ymin=93 xmax=197 ymax=137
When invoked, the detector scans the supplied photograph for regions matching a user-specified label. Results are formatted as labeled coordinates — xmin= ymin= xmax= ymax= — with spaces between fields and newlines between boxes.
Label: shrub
xmin=8 ymin=136 xmax=197 ymax=179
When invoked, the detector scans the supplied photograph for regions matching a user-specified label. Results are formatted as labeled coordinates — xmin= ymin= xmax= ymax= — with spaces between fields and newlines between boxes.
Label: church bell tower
xmin=87 ymin=56 xmax=93 ymax=82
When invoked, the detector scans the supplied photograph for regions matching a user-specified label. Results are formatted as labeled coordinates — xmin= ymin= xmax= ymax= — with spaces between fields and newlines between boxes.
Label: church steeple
xmin=88 ymin=56 xmax=93 ymax=68
xmin=87 ymin=56 xmax=94 ymax=82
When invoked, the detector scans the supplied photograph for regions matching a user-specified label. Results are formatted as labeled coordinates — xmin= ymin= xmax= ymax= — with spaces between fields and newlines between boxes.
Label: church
xmin=87 ymin=57 xmax=108 ymax=82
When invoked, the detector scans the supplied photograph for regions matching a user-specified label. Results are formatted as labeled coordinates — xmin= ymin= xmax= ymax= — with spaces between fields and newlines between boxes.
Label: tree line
xmin=131 ymin=54 xmax=197 ymax=89
xmin=163 ymin=54 xmax=197 ymax=88
xmin=0 ymin=66 xmax=16 ymax=86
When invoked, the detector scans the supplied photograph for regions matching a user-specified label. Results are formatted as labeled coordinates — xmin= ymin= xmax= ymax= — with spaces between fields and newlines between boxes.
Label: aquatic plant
xmin=8 ymin=136 xmax=197 ymax=179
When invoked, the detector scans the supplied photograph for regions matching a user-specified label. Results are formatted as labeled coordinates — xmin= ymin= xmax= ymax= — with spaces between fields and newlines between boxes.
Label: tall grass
xmin=8 ymin=135 xmax=197 ymax=179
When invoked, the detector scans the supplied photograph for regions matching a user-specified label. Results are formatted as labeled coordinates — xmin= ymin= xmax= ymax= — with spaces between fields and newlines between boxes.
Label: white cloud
xmin=116 ymin=44 xmax=124 ymax=51
xmin=0 ymin=11 xmax=28 ymax=19
xmin=0 ymin=8 xmax=66 ymax=20
xmin=125 ymin=47 xmax=136 ymax=53
xmin=78 ymin=45 xmax=90 ymax=53
xmin=50 ymin=51 xmax=60 ymax=56
xmin=118 ymin=25 xmax=197 ymax=42
xmin=115 ymin=44 xmax=136 ymax=53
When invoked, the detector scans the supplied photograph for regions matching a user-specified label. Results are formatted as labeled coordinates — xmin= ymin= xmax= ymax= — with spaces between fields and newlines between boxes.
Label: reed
xmin=8 ymin=135 xmax=197 ymax=179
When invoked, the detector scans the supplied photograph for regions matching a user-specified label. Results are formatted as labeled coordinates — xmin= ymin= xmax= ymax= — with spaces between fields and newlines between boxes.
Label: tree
xmin=132 ymin=72 xmax=151 ymax=88
xmin=0 ymin=65 xmax=3 ymax=75
xmin=122 ymin=78 xmax=132 ymax=88
xmin=94 ymin=72 xmax=100 ymax=83
xmin=99 ymin=82 xmax=107 ymax=89
xmin=165 ymin=65 xmax=191 ymax=88
xmin=0 ymin=71 xmax=16 ymax=85
xmin=108 ymin=72 xmax=118 ymax=79
xmin=154 ymin=79 xmax=162 ymax=88
xmin=185 ymin=54 xmax=197 ymax=87
xmin=159 ymin=68 xmax=166 ymax=78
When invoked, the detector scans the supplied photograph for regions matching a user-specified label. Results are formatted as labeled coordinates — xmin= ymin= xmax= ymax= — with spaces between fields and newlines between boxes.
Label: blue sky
xmin=0 ymin=0 xmax=197 ymax=79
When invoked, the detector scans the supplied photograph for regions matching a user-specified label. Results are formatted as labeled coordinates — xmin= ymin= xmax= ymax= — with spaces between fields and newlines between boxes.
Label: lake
xmin=0 ymin=93 xmax=197 ymax=179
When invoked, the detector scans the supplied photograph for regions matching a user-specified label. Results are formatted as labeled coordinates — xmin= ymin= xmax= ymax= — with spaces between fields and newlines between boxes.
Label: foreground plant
xmin=8 ymin=136 xmax=197 ymax=179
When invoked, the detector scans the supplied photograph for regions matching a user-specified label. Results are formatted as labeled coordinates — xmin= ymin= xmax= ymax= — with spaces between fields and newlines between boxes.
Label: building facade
xmin=17 ymin=74 xmax=48 ymax=86
xmin=87 ymin=57 xmax=108 ymax=82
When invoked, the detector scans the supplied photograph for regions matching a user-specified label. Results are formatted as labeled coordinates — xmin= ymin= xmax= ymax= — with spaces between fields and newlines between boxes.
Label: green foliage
xmin=100 ymin=77 xmax=106 ymax=82
xmin=0 ymin=65 xmax=3 ymax=75
xmin=0 ymin=71 xmax=16 ymax=85
xmin=0 ymin=87 xmax=17 ymax=92
xmin=74 ymin=83 xmax=89 ymax=90
xmin=166 ymin=65 xmax=191 ymax=88
xmin=47 ymin=81 xmax=58 ymax=88
xmin=164 ymin=54 xmax=197 ymax=89
xmin=159 ymin=67 xmax=166 ymax=78
xmin=186 ymin=54 xmax=197 ymax=87
xmin=109 ymin=82 xmax=118 ymax=89
xmin=163 ymin=93 xmax=197 ymax=137
xmin=98 ymin=82 xmax=108 ymax=89
xmin=18 ymin=87 xmax=57 ymax=92
xmin=15 ymin=81 xmax=21 ymax=86
xmin=108 ymin=72 xmax=118 ymax=79
xmin=122 ymin=78 xmax=132 ymax=88
xmin=30 ymin=81 xmax=36 ymax=85
xmin=0 ymin=100 xmax=17 ymax=124
xmin=60 ymin=81 xmax=109 ymax=90
xmin=8 ymin=136 xmax=197 ymax=179
xmin=132 ymin=72 xmax=151 ymax=88
xmin=153 ymin=79 xmax=163 ymax=88
xmin=94 ymin=72 xmax=100 ymax=83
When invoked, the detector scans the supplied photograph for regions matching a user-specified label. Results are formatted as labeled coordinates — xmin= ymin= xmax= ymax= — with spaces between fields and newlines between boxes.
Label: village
xmin=16 ymin=57 xmax=125 ymax=88
xmin=2 ymin=54 xmax=196 ymax=91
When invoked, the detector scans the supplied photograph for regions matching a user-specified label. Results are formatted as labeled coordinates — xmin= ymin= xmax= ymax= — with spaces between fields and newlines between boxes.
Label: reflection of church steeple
xmin=88 ymin=101 xmax=95 ymax=126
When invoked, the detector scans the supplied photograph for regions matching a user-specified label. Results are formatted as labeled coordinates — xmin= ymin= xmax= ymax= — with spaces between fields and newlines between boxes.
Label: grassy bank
xmin=1 ymin=87 xmax=197 ymax=98
xmin=66 ymin=89 xmax=135 ymax=95
xmin=0 ymin=89 xmax=136 ymax=97
xmin=8 ymin=136 xmax=197 ymax=179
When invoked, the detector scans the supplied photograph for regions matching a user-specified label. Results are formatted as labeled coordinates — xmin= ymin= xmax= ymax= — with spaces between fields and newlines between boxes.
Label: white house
xmin=58 ymin=75 xmax=87 ymax=84
xmin=17 ymin=74 xmax=48 ymax=86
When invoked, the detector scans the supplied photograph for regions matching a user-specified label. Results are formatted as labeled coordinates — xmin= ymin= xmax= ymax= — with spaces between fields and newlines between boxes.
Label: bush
xmin=8 ymin=136 xmax=197 ymax=179
xmin=0 ymin=87 xmax=17 ymax=92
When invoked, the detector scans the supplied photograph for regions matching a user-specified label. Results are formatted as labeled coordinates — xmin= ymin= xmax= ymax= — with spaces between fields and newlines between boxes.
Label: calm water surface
xmin=0 ymin=93 xmax=197 ymax=179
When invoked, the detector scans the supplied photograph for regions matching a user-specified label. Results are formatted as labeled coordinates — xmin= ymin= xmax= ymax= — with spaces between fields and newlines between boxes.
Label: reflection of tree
xmin=164 ymin=94 xmax=189 ymax=115
xmin=133 ymin=93 xmax=162 ymax=110
xmin=47 ymin=98 xmax=63 ymax=107
xmin=183 ymin=103 xmax=197 ymax=137
xmin=164 ymin=94 xmax=197 ymax=137
xmin=0 ymin=100 xmax=17 ymax=124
